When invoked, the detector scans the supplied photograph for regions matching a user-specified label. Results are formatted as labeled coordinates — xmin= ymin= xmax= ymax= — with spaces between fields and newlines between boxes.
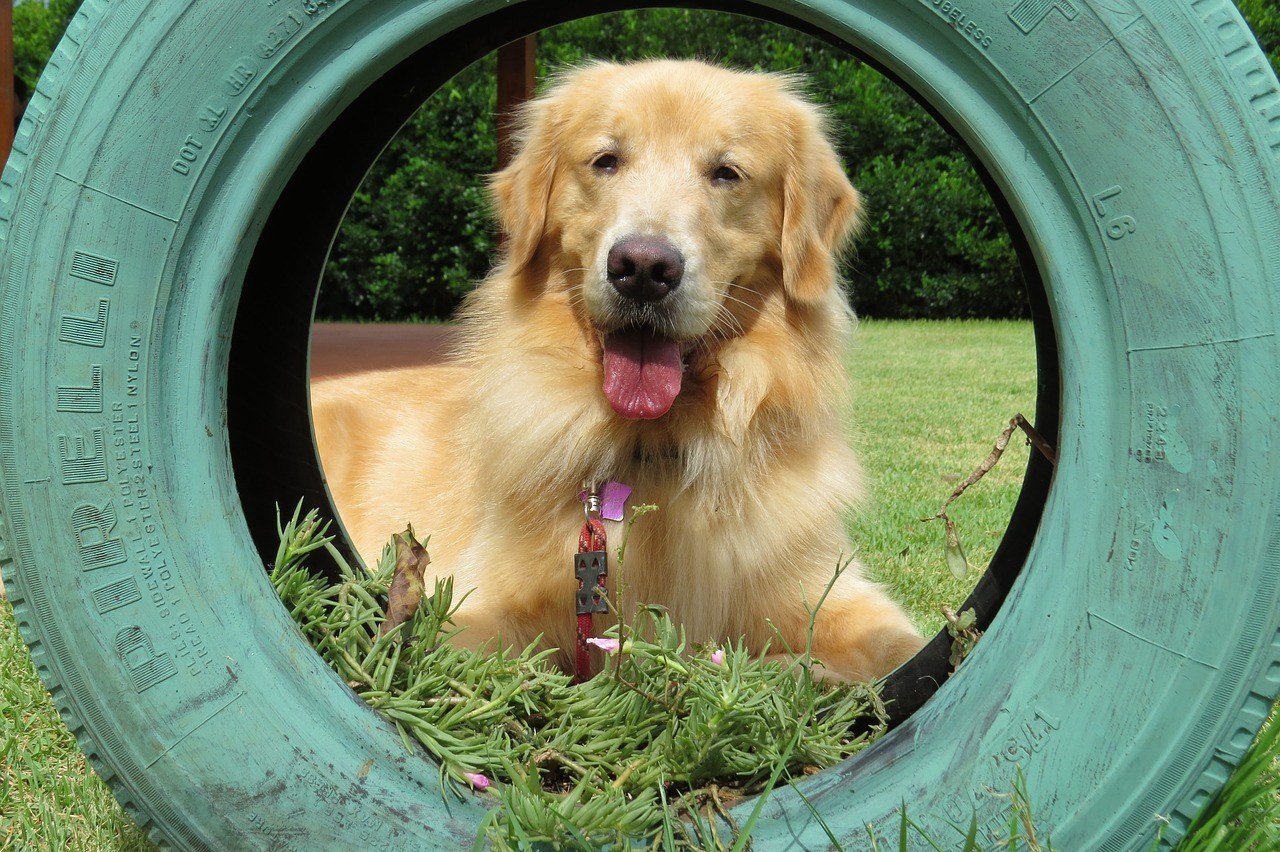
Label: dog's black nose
xmin=607 ymin=236 xmax=684 ymax=303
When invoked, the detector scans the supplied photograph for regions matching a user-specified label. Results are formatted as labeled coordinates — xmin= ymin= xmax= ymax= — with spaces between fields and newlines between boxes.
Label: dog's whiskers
xmin=714 ymin=305 xmax=746 ymax=335
xmin=722 ymin=280 xmax=762 ymax=297
xmin=706 ymin=304 xmax=745 ymax=340
xmin=718 ymin=292 xmax=758 ymax=315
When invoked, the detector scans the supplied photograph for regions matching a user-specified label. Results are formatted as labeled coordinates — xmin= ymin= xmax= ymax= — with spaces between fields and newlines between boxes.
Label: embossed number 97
xmin=1092 ymin=185 xmax=1136 ymax=240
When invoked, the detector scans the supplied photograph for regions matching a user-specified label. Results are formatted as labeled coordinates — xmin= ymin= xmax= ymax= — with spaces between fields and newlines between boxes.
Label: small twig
xmin=926 ymin=420 xmax=1014 ymax=522
xmin=702 ymin=801 xmax=724 ymax=851
xmin=610 ymin=758 xmax=644 ymax=789
xmin=532 ymin=749 xmax=590 ymax=779
xmin=924 ymin=414 xmax=1055 ymax=524
xmin=919 ymin=414 xmax=1057 ymax=580
xmin=1013 ymin=413 xmax=1056 ymax=466
xmin=612 ymin=670 xmax=676 ymax=709
xmin=709 ymin=785 xmax=741 ymax=847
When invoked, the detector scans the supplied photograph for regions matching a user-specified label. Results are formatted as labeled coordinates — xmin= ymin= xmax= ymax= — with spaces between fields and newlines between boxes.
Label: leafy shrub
xmin=1240 ymin=0 xmax=1279 ymax=69
xmin=317 ymin=61 xmax=500 ymax=320
xmin=321 ymin=9 xmax=1031 ymax=320
xmin=13 ymin=1 xmax=83 ymax=94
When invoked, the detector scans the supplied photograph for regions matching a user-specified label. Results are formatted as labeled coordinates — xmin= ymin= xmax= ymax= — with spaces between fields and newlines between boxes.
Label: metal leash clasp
xmin=582 ymin=479 xmax=602 ymax=522
xmin=576 ymin=479 xmax=608 ymax=616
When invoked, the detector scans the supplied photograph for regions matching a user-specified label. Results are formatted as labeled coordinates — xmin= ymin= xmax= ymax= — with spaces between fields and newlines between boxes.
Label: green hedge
xmin=13 ymin=0 xmax=82 ymax=96
xmin=320 ymin=10 xmax=1030 ymax=321
xmin=13 ymin=2 xmax=1280 ymax=321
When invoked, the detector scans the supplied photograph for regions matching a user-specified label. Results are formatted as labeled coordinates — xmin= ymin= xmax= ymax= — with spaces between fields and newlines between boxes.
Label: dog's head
xmin=489 ymin=59 xmax=862 ymax=423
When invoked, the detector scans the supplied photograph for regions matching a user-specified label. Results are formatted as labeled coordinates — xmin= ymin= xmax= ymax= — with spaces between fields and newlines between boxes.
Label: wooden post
xmin=0 ymin=1 xmax=13 ymax=171
xmin=495 ymin=35 xmax=537 ymax=170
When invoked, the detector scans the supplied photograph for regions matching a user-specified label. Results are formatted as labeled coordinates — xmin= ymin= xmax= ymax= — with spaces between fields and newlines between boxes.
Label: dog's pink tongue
xmin=602 ymin=329 xmax=683 ymax=420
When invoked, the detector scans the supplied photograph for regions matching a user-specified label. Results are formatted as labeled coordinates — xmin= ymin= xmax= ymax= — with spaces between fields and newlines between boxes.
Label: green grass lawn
xmin=846 ymin=319 xmax=1035 ymax=635
xmin=0 ymin=319 xmax=1271 ymax=848
xmin=0 ymin=596 xmax=153 ymax=850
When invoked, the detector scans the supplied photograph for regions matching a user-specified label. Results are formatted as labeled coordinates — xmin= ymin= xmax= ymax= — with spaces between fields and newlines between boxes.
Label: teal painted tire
xmin=2 ymin=0 xmax=1279 ymax=848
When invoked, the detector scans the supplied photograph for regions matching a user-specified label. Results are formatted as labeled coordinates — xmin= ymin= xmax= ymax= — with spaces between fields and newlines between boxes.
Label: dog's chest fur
xmin=442 ymin=390 xmax=861 ymax=654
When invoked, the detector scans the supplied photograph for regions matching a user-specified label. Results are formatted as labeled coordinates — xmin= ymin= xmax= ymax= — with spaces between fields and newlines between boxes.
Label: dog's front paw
xmin=874 ymin=628 xmax=928 ymax=676
xmin=798 ymin=614 xmax=927 ymax=684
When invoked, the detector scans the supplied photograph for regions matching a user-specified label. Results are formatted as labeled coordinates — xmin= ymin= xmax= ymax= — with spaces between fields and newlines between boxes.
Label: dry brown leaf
xmin=380 ymin=525 xmax=431 ymax=637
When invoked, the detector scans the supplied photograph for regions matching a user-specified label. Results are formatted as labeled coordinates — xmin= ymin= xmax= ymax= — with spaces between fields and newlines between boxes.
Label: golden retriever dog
xmin=311 ymin=59 xmax=924 ymax=682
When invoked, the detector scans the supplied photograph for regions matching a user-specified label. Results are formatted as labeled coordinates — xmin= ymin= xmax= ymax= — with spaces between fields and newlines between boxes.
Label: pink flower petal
xmin=711 ymin=649 xmax=726 ymax=666
xmin=464 ymin=772 xmax=491 ymax=790
xmin=586 ymin=637 xmax=620 ymax=653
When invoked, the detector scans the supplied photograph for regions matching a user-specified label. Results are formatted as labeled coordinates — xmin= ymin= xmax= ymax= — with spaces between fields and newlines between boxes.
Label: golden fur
xmin=311 ymin=60 xmax=924 ymax=681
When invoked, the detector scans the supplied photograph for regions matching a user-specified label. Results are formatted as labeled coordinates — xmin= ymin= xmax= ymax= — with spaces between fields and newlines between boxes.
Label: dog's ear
xmin=780 ymin=101 xmax=863 ymax=304
xmin=490 ymin=93 xmax=560 ymax=274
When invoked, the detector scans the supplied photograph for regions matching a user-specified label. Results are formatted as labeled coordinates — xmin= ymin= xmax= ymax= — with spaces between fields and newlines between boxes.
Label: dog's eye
xmin=712 ymin=165 xmax=742 ymax=184
xmin=592 ymin=153 xmax=619 ymax=173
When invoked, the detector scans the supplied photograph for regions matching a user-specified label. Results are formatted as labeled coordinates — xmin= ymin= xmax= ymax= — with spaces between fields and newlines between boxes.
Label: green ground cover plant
xmin=270 ymin=505 xmax=887 ymax=849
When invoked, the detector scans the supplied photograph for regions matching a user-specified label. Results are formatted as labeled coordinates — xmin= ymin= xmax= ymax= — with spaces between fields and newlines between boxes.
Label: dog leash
xmin=574 ymin=484 xmax=609 ymax=683
xmin=573 ymin=481 xmax=632 ymax=682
